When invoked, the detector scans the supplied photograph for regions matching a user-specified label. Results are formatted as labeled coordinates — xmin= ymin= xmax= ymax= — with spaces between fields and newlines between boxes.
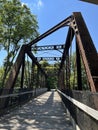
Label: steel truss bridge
xmin=0 ymin=12 xmax=98 ymax=130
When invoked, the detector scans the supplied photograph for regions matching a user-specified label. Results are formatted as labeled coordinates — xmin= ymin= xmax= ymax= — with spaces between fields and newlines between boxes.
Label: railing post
xmin=20 ymin=54 xmax=25 ymax=89
xmin=36 ymin=66 xmax=39 ymax=88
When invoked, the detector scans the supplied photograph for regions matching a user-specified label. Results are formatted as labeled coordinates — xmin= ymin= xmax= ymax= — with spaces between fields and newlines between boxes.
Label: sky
xmin=0 ymin=0 xmax=98 ymax=65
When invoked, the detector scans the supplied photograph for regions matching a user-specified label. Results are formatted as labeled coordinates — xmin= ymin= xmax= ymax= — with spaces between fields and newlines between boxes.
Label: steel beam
xmin=30 ymin=61 xmax=35 ymax=88
xmin=80 ymin=0 xmax=98 ymax=4
xmin=36 ymin=57 xmax=62 ymax=61
xmin=58 ymin=27 xmax=74 ymax=90
xmin=32 ymin=44 xmax=65 ymax=51
xmin=28 ymin=16 xmax=72 ymax=47
xmin=73 ymin=12 xmax=98 ymax=92
xmin=2 ymin=45 xmax=26 ymax=92
xmin=65 ymin=52 xmax=71 ymax=89
xmin=59 ymin=27 xmax=74 ymax=71
xmin=58 ymin=68 xmax=65 ymax=90
xmin=1 ymin=12 xmax=97 ymax=110
xmin=76 ymin=42 xmax=82 ymax=90
xmin=20 ymin=54 xmax=25 ymax=89
xmin=27 ymin=51 xmax=47 ymax=77
xmin=0 ymin=45 xmax=26 ymax=108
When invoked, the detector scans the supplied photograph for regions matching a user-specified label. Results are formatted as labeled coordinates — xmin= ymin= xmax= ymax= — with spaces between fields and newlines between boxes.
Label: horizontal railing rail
xmin=57 ymin=89 xmax=98 ymax=120
xmin=0 ymin=88 xmax=47 ymax=115
xmin=0 ymin=88 xmax=47 ymax=99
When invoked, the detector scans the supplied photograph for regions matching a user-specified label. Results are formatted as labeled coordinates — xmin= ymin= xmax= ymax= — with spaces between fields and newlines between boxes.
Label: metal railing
xmin=57 ymin=89 xmax=98 ymax=130
xmin=0 ymin=88 xmax=47 ymax=115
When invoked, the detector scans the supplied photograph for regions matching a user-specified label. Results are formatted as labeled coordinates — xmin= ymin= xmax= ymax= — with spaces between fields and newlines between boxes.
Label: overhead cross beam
xmin=32 ymin=44 xmax=65 ymax=51
xmin=36 ymin=57 xmax=62 ymax=61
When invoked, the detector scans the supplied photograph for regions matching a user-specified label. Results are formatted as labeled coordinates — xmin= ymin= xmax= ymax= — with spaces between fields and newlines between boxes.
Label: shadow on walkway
xmin=0 ymin=90 xmax=73 ymax=130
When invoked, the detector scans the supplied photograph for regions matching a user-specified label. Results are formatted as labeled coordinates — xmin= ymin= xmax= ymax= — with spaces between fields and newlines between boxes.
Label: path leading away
xmin=0 ymin=90 xmax=73 ymax=130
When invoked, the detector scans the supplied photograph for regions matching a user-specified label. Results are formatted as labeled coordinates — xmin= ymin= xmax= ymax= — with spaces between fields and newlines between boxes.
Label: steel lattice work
xmin=0 ymin=12 xmax=98 ymax=111
xmin=32 ymin=44 xmax=65 ymax=51
xmin=36 ymin=57 xmax=62 ymax=61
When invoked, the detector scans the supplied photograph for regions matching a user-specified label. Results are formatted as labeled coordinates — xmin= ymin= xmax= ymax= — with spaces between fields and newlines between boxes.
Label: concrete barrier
xmin=58 ymin=89 xmax=98 ymax=130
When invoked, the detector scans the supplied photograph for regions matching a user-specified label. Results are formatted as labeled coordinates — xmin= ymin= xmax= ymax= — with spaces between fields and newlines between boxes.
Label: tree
xmin=69 ymin=52 xmax=89 ymax=90
xmin=0 ymin=0 xmax=39 ymax=87
xmin=0 ymin=66 xmax=4 ymax=87
xmin=40 ymin=61 xmax=60 ymax=89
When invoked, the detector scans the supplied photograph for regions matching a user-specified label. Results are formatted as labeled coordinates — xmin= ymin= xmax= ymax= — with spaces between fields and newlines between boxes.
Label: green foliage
xmin=40 ymin=61 xmax=60 ymax=89
xmin=0 ymin=0 xmax=39 ymax=87
xmin=0 ymin=66 xmax=4 ymax=87
xmin=40 ymin=60 xmax=50 ymax=68
xmin=0 ymin=0 xmax=39 ymax=47
xmin=69 ymin=52 xmax=89 ymax=90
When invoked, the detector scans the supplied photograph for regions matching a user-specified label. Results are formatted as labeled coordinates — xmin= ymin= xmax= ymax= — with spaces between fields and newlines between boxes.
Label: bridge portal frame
xmin=0 ymin=12 xmax=98 ymax=110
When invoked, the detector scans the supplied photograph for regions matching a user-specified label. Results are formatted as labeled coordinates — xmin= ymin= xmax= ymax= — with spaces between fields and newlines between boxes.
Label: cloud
xmin=21 ymin=0 xmax=44 ymax=12
xmin=21 ymin=2 xmax=28 ymax=7
xmin=37 ymin=0 xmax=43 ymax=9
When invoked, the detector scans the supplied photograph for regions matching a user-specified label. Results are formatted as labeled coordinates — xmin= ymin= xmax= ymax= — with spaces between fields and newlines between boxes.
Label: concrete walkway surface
xmin=0 ymin=90 xmax=73 ymax=130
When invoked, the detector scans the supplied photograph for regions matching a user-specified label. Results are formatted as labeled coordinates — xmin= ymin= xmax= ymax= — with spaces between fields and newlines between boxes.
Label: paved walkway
xmin=0 ymin=90 xmax=73 ymax=130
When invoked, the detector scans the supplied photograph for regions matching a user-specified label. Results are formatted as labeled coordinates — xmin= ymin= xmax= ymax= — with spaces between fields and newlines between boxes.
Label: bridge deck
xmin=0 ymin=90 xmax=73 ymax=130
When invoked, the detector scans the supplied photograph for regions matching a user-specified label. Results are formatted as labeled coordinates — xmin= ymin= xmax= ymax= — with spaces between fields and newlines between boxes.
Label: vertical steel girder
xmin=58 ymin=69 xmax=65 ymax=90
xmin=59 ymin=27 xmax=74 ymax=71
xmin=76 ymin=42 xmax=82 ymax=90
xmin=20 ymin=54 xmax=25 ymax=89
xmin=65 ymin=52 xmax=70 ymax=89
xmin=0 ymin=45 xmax=26 ymax=108
xmin=58 ymin=27 xmax=74 ymax=90
xmin=36 ymin=66 xmax=39 ymax=88
xmin=2 ymin=45 xmax=26 ymax=94
xmin=30 ymin=61 xmax=35 ymax=88
xmin=73 ymin=12 xmax=98 ymax=92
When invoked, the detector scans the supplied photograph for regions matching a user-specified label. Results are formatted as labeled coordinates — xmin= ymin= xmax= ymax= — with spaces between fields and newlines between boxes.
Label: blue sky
xmin=21 ymin=0 xmax=98 ymax=47
xmin=21 ymin=0 xmax=98 ymax=61
xmin=0 ymin=0 xmax=98 ymax=65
